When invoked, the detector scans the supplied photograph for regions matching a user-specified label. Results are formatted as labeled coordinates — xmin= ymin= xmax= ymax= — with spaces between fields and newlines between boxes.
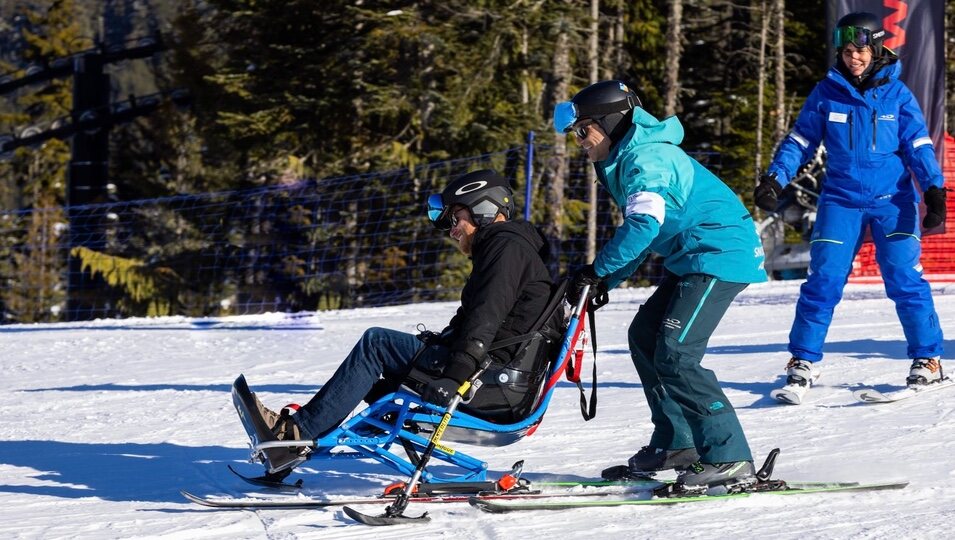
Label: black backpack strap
xmin=487 ymin=279 xmax=568 ymax=354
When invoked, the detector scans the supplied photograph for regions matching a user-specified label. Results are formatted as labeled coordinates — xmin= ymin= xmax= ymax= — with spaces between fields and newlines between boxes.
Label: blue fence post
xmin=524 ymin=131 xmax=535 ymax=221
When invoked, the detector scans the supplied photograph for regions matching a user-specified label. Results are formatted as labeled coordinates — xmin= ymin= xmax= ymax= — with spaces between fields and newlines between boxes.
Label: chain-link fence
xmin=1 ymin=141 xmax=725 ymax=324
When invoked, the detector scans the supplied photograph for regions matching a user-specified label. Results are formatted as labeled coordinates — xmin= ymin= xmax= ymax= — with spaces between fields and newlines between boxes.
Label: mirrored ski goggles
xmin=834 ymin=25 xmax=875 ymax=49
xmin=571 ymin=122 xmax=594 ymax=140
xmin=553 ymin=101 xmax=579 ymax=134
xmin=427 ymin=193 xmax=453 ymax=230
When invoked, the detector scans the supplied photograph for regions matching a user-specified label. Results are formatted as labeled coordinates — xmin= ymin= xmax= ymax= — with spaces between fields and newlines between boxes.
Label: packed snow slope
xmin=1 ymin=280 xmax=954 ymax=539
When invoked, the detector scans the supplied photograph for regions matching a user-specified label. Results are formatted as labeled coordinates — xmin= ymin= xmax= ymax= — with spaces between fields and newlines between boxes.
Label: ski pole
xmin=382 ymin=360 xmax=492 ymax=518
xmin=387 ymin=284 xmax=591 ymax=517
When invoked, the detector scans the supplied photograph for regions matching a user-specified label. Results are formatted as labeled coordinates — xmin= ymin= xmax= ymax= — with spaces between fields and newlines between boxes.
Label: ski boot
xmin=771 ymin=358 xmax=821 ymax=405
xmin=669 ymin=460 xmax=757 ymax=496
xmin=785 ymin=358 xmax=820 ymax=387
xmin=601 ymin=446 xmax=699 ymax=481
xmin=906 ymin=357 xmax=942 ymax=387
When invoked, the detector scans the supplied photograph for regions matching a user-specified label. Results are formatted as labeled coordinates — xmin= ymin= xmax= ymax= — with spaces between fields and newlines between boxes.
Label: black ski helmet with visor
xmin=554 ymin=80 xmax=641 ymax=146
xmin=427 ymin=169 xmax=514 ymax=231
xmin=833 ymin=12 xmax=886 ymax=59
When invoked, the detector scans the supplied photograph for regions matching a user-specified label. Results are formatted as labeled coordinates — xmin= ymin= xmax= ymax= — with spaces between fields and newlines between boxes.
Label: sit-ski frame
xmin=244 ymin=293 xmax=591 ymax=485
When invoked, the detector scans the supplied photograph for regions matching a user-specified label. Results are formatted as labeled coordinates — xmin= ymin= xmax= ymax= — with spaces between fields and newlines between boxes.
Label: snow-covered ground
xmin=2 ymin=280 xmax=954 ymax=539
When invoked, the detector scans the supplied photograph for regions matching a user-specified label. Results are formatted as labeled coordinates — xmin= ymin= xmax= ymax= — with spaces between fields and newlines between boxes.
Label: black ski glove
xmin=422 ymin=377 xmax=459 ymax=407
xmin=754 ymin=173 xmax=783 ymax=212
xmin=923 ymin=186 xmax=948 ymax=229
xmin=568 ymin=264 xmax=607 ymax=307
xmin=422 ymin=349 xmax=478 ymax=407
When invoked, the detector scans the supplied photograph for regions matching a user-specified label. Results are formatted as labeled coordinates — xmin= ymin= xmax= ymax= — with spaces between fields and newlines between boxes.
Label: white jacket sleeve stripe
xmin=625 ymin=191 xmax=666 ymax=225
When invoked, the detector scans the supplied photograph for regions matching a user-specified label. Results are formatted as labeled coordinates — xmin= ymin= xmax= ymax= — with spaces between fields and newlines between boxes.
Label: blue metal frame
xmin=296 ymin=297 xmax=588 ymax=483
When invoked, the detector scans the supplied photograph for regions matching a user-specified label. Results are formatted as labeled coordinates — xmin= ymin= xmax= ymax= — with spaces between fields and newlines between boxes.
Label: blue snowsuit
xmin=767 ymin=55 xmax=944 ymax=362
xmin=592 ymin=108 xmax=766 ymax=464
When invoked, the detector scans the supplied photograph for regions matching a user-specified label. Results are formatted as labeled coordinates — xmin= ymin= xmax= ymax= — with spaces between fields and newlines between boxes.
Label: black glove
xmin=416 ymin=329 xmax=443 ymax=346
xmin=568 ymin=264 xmax=606 ymax=307
xmin=422 ymin=376 xmax=459 ymax=407
xmin=754 ymin=173 xmax=783 ymax=212
xmin=923 ymin=186 xmax=947 ymax=229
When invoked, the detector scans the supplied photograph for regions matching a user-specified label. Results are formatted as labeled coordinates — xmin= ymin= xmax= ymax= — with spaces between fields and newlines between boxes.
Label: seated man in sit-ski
xmin=243 ymin=169 xmax=557 ymax=472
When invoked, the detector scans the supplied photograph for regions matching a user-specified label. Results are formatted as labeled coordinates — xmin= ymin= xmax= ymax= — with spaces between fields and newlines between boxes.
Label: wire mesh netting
xmin=0 ymin=146 xmax=590 ymax=323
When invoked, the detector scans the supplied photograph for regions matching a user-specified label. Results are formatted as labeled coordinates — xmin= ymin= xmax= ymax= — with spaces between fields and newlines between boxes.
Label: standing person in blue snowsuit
xmin=754 ymin=12 xmax=947 ymax=399
xmin=554 ymin=80 xmax=768 ymax=494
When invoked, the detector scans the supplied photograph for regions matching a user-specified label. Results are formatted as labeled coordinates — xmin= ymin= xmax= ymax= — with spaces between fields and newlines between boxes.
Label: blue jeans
xmin=293 ymin=327 xmax=449 ymax=439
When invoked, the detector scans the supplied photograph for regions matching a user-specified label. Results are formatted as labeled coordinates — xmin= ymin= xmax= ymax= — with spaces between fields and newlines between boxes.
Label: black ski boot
xmin=672 ymin=460 xmax=757 ymax=495
xmin=601 ymin=446 xmax=700 ymax=480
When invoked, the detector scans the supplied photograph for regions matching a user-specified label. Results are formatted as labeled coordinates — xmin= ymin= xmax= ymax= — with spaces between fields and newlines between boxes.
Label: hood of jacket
xmin=606 ymin=107 xmax=685 ymax=163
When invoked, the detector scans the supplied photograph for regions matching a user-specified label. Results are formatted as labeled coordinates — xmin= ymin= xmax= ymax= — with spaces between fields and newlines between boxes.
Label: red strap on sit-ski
xmin=569 ymin=299 xmax=598 ymax=421
xmin=565 ymin=328 xmax=586 ymax=383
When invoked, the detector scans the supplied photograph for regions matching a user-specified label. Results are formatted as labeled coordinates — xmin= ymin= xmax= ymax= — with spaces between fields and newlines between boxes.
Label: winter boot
xmin=785 ymin=358 xmax=820 ymax=387
xmin=906 ymin=357 xmax=943 ymax=387
xmin=251 ymin=392 xmax=306 ymax=472
xmin=252 ymin=392 xmax=303 ymax=441
xmin=251 ymin=391 xmax=281 ymax=429
xmin=601 ymin=446 xmax=699 ymax=480
xmin=674 ymin=460 xmax=756 ymax=494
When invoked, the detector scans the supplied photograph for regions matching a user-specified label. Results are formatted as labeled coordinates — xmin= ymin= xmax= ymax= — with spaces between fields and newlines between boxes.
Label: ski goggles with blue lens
xmin=427 ymin=193 xmax=452 ymax=230
xmin=833 ymin=25 xmax=877 ymax=49
xmin=553 ymin=101 xmax=579 ymax=134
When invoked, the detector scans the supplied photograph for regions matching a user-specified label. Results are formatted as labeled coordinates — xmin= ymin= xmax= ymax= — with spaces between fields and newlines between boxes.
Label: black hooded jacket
xmin=441 ymin=219 xmax=554 ymax=382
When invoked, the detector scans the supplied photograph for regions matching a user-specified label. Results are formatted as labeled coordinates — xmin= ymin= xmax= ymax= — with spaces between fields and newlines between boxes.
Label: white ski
xmin=853 ymin=377 xmax=955 ymax=404
xmin=770 ymin=371 xmax=821 ymax=405
xmin=770 ymin=385 xmax=809 ymax=405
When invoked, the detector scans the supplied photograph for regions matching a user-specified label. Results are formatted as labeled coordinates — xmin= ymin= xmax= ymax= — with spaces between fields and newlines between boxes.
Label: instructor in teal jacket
xmin=555 ymin=80 xmax=767 ymax=494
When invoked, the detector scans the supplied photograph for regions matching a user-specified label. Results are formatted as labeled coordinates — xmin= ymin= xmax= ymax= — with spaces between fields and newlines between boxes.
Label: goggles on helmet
xmin=427 ymin=193 xmax=453 ymax=230
xmin=834 ymin=25 xmax=875 ymax=49
xmin=553 ymin=101 xmax=579 ymax=134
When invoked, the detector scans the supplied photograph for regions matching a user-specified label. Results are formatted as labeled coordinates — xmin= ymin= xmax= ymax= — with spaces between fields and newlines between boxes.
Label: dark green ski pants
xmin=628 ymin=272 xmax=752 ymax=464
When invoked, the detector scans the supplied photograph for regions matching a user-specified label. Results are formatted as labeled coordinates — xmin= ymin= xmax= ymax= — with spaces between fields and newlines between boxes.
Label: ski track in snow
xmin=1 ymin=281 xmax=954 ymax=539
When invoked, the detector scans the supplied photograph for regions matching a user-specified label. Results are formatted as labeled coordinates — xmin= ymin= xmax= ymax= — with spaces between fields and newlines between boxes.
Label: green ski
xmin=469 ymin=481 xmax=909 ymax=513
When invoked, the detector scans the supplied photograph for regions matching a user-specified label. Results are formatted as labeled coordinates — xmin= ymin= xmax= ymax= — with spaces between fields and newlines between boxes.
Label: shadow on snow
xmin=0 ymin=439 xmax=430 ymax=504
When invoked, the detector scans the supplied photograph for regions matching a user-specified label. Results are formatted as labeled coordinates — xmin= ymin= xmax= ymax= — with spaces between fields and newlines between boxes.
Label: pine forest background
xmin=0 ymin=0 xmax=953 ymax=324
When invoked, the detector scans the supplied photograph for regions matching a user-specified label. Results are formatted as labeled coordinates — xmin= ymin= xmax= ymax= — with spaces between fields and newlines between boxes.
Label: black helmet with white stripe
xmin=427 ymin=169 xmax=514 ymax=230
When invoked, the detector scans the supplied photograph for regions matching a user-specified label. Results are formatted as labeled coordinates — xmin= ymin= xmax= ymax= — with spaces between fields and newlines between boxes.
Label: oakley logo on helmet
xmin=455 ymin=181 xmax=489 ymax=195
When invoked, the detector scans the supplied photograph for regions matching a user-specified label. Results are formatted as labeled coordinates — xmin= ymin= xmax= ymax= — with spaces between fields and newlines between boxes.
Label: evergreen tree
xmin=0 ymin=0 xmax=87 ymax=322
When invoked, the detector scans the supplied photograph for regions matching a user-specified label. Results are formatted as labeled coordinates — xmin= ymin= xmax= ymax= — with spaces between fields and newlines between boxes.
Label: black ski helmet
xmin=834 ymin=12 xmax=886 ymax=58
xmin=428 ymin=169 xmax=514 ymax=230
xmin=564 ymin=80 xmax=641 ymax=146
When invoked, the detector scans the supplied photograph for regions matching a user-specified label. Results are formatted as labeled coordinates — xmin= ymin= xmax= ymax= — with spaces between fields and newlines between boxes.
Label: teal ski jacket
xmin=592 ymin=108 xmax=767 ymax=287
